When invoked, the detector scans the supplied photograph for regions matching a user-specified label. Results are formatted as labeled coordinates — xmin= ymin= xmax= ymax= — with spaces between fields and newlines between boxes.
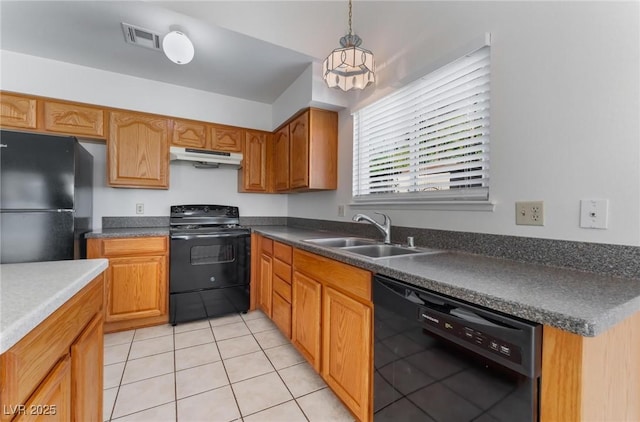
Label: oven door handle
xmin=171 ymin=233 xmax=246 ymax=240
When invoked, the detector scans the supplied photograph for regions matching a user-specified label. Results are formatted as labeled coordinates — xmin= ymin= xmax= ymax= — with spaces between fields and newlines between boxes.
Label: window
xmin=352 ymin=46 xmax=490 ymax=203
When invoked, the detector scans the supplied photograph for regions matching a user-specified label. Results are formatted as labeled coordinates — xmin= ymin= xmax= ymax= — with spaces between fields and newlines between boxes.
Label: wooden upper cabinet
xmin=273 ymin=125 xmax=290 ymax=191
xmin=210 ymin=124 xmax=243 ymax=152
xmin=108 ymin=112 xmax=169 ymax=189
xmin=289 ymin=111 xmax=310 ymax=189
xmin=43 ymin=101 xmax=105 ymax=138
xmin=240 ymin=130 xmax=269 ymax=192
xmin=171 ymin=119 xmax=207 ymax=149
xmin=0 ymin=93 xmax=37 ymax=129
xmin=281 ymin=108 xmax=338 ymax=192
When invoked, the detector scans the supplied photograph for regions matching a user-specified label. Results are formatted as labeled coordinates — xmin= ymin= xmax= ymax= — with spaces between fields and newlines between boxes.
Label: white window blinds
xmin=352 ymin=46 xmax=490 ymax=202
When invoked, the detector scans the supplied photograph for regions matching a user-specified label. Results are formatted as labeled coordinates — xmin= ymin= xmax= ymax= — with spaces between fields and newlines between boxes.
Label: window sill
xmin=349 ymin=200 xmax=496 ymax=212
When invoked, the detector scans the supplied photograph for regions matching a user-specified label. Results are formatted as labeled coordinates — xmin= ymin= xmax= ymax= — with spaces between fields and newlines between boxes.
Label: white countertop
xmin=0 ymin=259 xmax=109 ymax=354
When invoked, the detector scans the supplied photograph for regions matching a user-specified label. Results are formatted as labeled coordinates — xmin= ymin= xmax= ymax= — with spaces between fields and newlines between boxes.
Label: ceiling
xmin=0 ymin=1 xmax=329 ymax=104
xmin=0 ymin=1 xmax=456 ymax=104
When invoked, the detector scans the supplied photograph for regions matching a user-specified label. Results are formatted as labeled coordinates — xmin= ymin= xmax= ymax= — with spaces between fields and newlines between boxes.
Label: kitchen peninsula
xmin=0 ymin=259 xmax=108 ymax=421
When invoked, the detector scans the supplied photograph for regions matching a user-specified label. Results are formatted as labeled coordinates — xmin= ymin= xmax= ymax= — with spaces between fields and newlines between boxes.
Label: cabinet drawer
xmin=273 ymin=258 xmax=291 ymax=283
xmin=273 ymin=275 xmax=291 ymax=303
xmin=98 ymin=237 xmax=168 ymax=257
xmin=293 ymin=249 xmax=371 ymax=302
xmin=272 ymin=292 xmax=291 ymax=338
xmin=43 ymin=101 xmax=105 ymax=137
xmin=260 ymin=237 xmax=273 ymax=255
xmin=273 ymin=242 xmax=292 ymax=264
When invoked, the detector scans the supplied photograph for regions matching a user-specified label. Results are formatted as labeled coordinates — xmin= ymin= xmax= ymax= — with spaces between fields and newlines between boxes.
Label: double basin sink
xmin=303 ymin=237 xmax=443 ymax=260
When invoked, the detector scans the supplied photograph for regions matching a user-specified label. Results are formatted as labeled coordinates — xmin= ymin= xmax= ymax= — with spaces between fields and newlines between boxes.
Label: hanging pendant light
xmin=323 ymin=0 xmax=375 ymax=91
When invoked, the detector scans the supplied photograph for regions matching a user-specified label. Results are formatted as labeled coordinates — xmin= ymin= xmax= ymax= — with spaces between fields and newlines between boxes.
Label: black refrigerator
xmin=0 ymin=130 xmax=93 ymax=264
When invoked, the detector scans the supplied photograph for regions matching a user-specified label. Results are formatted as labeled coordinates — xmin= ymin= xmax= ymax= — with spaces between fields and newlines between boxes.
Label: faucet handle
xmin=374 ymin=211 xmax=390 ymax=225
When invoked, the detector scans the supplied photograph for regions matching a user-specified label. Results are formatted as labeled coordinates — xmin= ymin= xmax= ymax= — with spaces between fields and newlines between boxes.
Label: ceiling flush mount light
xmin=323 ymin=0 xmax=375 ymax=91
xmin=162 ymin=30 xmax=194 ymax=65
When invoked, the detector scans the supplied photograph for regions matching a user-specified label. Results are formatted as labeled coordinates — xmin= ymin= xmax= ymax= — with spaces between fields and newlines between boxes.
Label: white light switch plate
xmin=580 ymin=199 xmax=608 ymax=229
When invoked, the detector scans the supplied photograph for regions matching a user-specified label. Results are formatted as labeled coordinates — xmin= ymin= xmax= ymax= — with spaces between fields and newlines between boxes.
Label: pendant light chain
xmin=348 ymin=0 xmax=353 ymax=36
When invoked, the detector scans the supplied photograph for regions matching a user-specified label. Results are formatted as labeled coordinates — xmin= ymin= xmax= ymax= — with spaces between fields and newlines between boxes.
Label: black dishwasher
xmin=373 ymin=275 xmax=541 ymax=422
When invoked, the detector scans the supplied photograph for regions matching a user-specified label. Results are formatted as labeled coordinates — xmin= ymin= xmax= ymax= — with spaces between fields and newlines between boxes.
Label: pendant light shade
xmin=323 ymin=1 xmax=375 ymax=91
xmin=163 ymin=30 xmax=194 ymax=65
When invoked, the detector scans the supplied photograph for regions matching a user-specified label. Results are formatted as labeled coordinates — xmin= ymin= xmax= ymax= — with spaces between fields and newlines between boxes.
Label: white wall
xmin=287 ymin=2 xmax=640 ymax=246
xmin=1 ymin=51 xmax=287 ymax=228
xmin=81 ymin=143 xmax=287 ymax=228
xmin=0 ymin=50 xmax=273 ymax=130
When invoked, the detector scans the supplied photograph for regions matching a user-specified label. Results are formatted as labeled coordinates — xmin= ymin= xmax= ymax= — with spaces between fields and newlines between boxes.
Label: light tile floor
xmin=103 ymin=310 xmax=354 ymax=422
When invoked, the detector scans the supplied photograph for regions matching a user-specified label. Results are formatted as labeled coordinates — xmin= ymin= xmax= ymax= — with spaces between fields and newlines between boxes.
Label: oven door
xmin=170 ymin=232 xmax=250 ymax=293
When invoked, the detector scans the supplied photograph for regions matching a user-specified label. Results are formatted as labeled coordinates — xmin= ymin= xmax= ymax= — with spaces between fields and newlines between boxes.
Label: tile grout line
xmin=107 ymin=333 xmax=135 ymax=422
xmin=172 ymin=326 xmax=178 ymax=422
xmin=245 ymin=315 xmax=311 ymax=422
xmin=208 ymin=316 xmax=244 ymax=420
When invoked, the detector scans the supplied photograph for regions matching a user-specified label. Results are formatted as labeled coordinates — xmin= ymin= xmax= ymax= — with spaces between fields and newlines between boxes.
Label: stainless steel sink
xmin=341 ymin=244 xmax=431 ymax=258
xmin=303 ymin=237 xmax=378 ymax=248
xmin=303 ymin=236 xmax=444 ymax=259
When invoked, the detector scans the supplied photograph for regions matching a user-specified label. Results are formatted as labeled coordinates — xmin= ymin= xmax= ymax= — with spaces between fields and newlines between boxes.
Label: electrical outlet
xmin=516 ymin=201 xmax=544 ymax=226
xmin=580 ymin=199 xmax=608 ymax=229
xmin=337 ymin=204 xmax=345 ymax=217
xmin=136 ymin=203 xmax=144 ymax=215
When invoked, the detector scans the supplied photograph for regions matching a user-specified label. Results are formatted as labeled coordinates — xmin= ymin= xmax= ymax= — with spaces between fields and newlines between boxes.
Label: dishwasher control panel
xmin=420 ymin=309 xmax=523 ymax=365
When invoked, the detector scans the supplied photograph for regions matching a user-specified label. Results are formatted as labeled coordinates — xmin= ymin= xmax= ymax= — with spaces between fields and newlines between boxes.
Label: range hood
xmin=170 ymin=147 xmax=242 ymax=168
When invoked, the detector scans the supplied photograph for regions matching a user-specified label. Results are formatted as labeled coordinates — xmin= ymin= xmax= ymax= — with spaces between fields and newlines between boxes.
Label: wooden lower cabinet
xmin=541 ymin=312 xmax=640 ymax=421
xmin=87 ymin=236 xmax=168 ymax=333
xmin=15 ymin=355 xmax=72 ymax=422
xmin=70 ymin=314 xmax=103 ymax=422
xmin=291 ymin=271 xmax=322 ymax=372
xmin=322 ymin=286 xmax=372 ymax=422
xmin=291 ymin=248 xmax=373 ymax=421
xmin=1 ymin=275 xmax=104 ymax=422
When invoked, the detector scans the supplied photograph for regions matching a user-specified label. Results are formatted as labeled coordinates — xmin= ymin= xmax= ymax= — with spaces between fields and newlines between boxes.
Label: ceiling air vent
xmin=121 ymin=23 xmax=161 ymax=51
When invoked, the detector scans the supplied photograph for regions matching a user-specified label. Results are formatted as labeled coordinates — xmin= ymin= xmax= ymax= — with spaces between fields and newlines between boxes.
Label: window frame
xmin=351 ymin=40 xmax=493 ymax=210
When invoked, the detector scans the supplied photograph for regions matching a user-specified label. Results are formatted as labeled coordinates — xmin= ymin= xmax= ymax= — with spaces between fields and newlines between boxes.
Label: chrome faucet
xmin=352 ymin=212 xmax=392 ymax=244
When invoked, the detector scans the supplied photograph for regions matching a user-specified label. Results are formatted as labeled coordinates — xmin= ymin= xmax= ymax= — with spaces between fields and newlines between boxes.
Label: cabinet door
xmin=171 ymin=119 xmax=207 ymax=149
xmin=241 ymin=130 xmax=269 ymax=192
xmin=105 ymin=255 xmax=167 ymax=322
xmin=323 ymin=286 xmax=372 ymax=422
xmin=273 ymin=125 xmax=290 ymax=191
xmin=292 ymin=271 xmax=322 ymax=371
xmin=211 ymin=125 xmax=242 ymax=152
xmin=108 ymin=112 xmax=169 ymax=189
xmin=289 ymin=111 xmax=309 ymax=189
xmin=43 ymin=101 xmax=105 ymax=138
xmin=259 ymin=253 xmax=273 ymax=317
xmin=70 ymin=314 xmax=103 ymax=422
xmin=16 ymin=355 xmax=71 ymax=422
xmin=0 ymin=93 xmax=37 ymax=129
xmin=272 ymin=291 xmax=291 ymax=338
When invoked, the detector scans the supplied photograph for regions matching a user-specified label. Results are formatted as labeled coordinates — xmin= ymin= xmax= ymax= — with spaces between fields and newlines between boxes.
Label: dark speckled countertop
xmin=85 ymin=227 xmax=169 ymax=238
xmin=252 ymin=226 xmax=640 ymax=337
